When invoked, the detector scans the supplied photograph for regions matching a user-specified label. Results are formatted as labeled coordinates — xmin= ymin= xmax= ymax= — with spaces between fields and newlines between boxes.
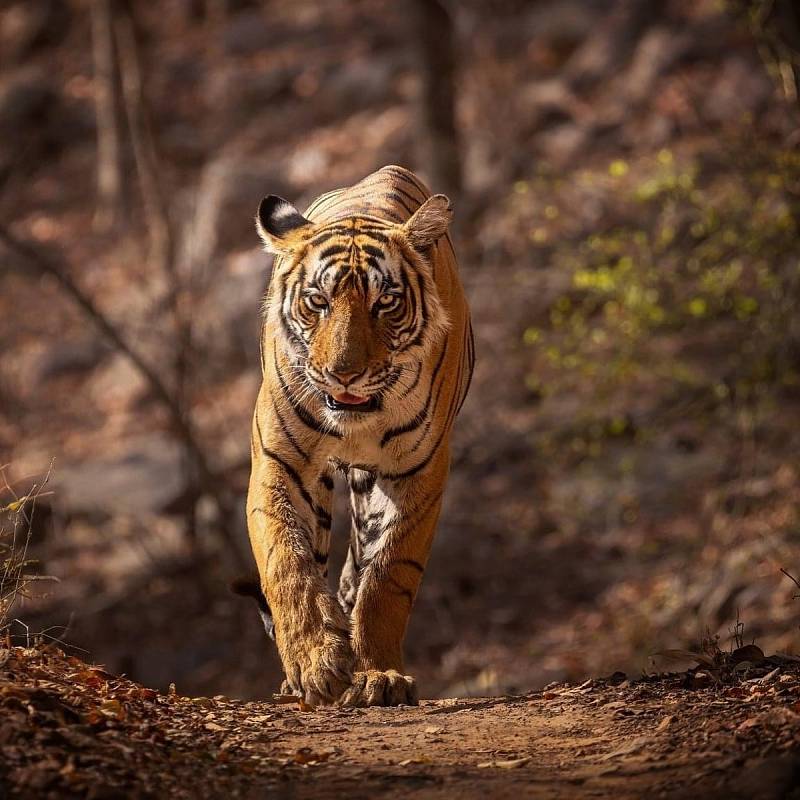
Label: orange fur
xmin=246 ymin=166 xmax=473 ymax=706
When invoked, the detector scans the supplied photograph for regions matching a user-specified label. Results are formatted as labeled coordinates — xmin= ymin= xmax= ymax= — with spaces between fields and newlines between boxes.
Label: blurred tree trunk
xmin=114 ymin=8 xmax=174 ymax=272
xmin=91 ymin=0 xmax=123 ymax=230
xmin=411 ymin=0 xmax=461 ymax=200
xmin=746 ymin=0 xmax=800 ymax=103
xmin=114 ymin=7 xmax=206 ymax=557
xmin=565 ymin=0 xmax=656 ymax=91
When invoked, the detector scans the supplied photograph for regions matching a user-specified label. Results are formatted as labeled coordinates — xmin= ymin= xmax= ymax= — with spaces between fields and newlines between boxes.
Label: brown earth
xmin=3 ymin=645 xmax=800 ymax=799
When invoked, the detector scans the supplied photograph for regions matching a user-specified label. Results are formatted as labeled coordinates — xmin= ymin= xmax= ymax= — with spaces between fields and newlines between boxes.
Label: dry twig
xmin=0 ymin=226 xmax=248 ymax=570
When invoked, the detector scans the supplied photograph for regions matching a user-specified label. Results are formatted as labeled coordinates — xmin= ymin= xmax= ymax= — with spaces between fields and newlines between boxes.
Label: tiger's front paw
xmin=305 ymin=640 xmax=355 ymax=706
xmin=283 ymin=636 xmax=355 ymax=707
xmin=275 ymin=584 xmax=355 ymax=706
xmin=339 ymin=670 xmax=418 ymax=707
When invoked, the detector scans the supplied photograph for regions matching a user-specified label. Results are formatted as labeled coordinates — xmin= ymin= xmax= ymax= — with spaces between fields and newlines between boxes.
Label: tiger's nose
xmin=326 ymin=367 xmax=364 ymax=386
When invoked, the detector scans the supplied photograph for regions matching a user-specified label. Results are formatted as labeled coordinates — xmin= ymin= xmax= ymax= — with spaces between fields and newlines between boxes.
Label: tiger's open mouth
xmin=324 ymin=392 xmax=378 ymax=412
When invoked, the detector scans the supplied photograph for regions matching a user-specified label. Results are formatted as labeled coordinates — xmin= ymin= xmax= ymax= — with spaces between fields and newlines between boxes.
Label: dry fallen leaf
xmin=737 ymin=717 xmax=760 ymax=734
xmin=128 ymin=687 xmax=158 ymax=701
xmin=246 ymin=713 xmax=275 ymax=724
xmin=398 ymin=756 xmax=432 ymax=766
xmin=292 ymin=747 xmax=333 ymax=765
xmin=690 ymin=671 xmax=714 ymax=689
xmin=73 ymin=669 xmax=111 ymax=688
xmin=272 ymin=694 xmax=301 ymax=705
xmin=99 ymin=699 xmax=125 ymax=720
xmin=477 ymin=757 xmax=531 ymax=769
xmin=759 ymin=668 xmax=781 ymax=685
xmin=599 ymin=736 xmax=651 ymax=761
xmin=655 ymin=649 xmax=715 ymax=668
xmin=656 ymin=715 xmax=675 ymax=732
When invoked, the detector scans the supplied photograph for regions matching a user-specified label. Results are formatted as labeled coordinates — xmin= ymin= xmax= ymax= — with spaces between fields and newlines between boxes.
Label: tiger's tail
xmin=230 ymin=575 xmax=275 ymax=640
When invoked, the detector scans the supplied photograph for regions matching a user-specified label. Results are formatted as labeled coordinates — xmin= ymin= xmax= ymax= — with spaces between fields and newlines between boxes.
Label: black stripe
xmin=361 ymin=244 xmax=385 ymax=259
xmin=259 ymin=329 xmax=266 ymax=374
xmin=405 ymin=489 xmax=445 ymax=531
xmin=390 ymin=184 xmax=424 ymax=210
xmin=271 ymin=396 xmax=309 ymax=462
xmin=442 ymin=232 xmax=457 ymax=262
xmin=319 ymin=244 xmax=349 ymax=260
xmin=363 ymin=257 xmax=384 ymax=274
xmin=356 ymin=228 xmax=390 ymax=242
xmin=322 ymin=621 xmax=349 ymax=637
xmin=456 ymin=320 xmax=475 ymax=415
xmin=304 ymin=189 xmax=343 ymax=218
xmin=393 ymin=558 xmax=425 ymax=573
xmin=378 ymin=207 xmax=404 ymax=223
xmin=349 ymin=470 xmax=377 ymax=494
xmin=255 ymin=417 xmax=331 ymax=527
xmin=406 ymin=367 xmax=447 ymax=455
xmin=359 ymin=267 xmax=370 ymax=297
xmin=276 ymin=272 xmax=308 ymax=352
xmin=399 ymin=360 xmax=424 ymax=399
xmin=306 ymin=230 xmax=340 ymax=248
xmin=319 ymin=474 xmax=335 ymax=491
xmin=387 ymin=191 xmax=414 ymax=215
xmin=308 ymin=224 xmax=355 ymax=241
xmin=380 ymin=405 xmax=426 ymax=447
xmin=254 ymin=418 xmax=311 ymax=505
xmin=361 ymin=520 xmax=385 ymax=543
xmin=386 ymin=576 xmax=414 ymax=604
xmin=248 ymin=506 xmax=286 ymax=526
xmin=382 ymin=166 xmax=430 ymax=199
xmin=316 ymin=191 xmax=373 ymax=216
xmin=382 ymin=339 xmax=448 ymax=447
xmin=382 ymin=421 xmax=449 ymax=481
xmin=392 ymin=269 xmax=420 ymax=345
xmin=398 ymin=251 xmax=429 ymax=350
xmin=273 ymin=344 xmax=342 ymax=439
xmin=383 ymin=169 xmax=459 ymax=262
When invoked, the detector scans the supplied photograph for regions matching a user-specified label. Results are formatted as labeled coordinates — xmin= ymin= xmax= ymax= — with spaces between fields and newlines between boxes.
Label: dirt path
xmin=2 ymin=647 xmax=800 ymax=799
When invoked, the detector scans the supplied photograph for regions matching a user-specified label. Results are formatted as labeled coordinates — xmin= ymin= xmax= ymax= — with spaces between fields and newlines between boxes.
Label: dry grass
xmin=0 ymin=463 xmax=58 ymax=634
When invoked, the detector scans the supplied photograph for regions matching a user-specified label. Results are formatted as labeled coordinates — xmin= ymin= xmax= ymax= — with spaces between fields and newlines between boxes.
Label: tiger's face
xmin=257 ymin=194 xmax=452 ymax=422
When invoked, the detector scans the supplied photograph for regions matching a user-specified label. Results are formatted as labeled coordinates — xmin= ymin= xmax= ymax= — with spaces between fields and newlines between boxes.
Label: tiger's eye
xmin=375 ymin=293 xmax=400 ymax=312
xmin=305 ymin=292 xmax=328 ymax=313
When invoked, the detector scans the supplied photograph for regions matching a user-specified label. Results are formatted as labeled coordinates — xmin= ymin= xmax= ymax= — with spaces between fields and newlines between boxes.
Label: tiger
xmin=244 ymin=165 xmax=474 ymax=707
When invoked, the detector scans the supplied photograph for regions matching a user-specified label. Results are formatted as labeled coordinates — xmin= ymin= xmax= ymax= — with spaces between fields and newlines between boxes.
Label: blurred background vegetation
xmin=1 ymin=0 xmax=799 ymax=699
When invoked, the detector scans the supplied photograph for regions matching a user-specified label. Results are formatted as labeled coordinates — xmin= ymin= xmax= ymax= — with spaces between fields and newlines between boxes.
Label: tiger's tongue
xmin=333 ymin=391 xmax=368 ymax=405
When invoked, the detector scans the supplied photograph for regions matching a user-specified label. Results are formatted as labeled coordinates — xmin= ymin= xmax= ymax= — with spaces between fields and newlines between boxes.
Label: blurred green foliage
xmin=524 ymin=144 xmax=800 ymax=459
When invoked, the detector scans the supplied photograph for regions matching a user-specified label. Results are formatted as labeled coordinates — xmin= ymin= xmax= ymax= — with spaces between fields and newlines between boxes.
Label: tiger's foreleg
xmin=247 ymin=427 xmax=353 ymax=706
xmin=339 ymin=448 xmax=449 ymax=707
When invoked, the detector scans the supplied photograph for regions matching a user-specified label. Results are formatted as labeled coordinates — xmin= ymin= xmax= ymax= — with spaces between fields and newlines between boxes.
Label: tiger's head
xmin=256 ymin=194 xmax=452 ymax=421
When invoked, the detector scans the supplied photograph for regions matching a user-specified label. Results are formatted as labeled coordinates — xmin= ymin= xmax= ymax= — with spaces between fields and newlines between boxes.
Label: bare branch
xmin=91 ymin=0 xmax=124 ymax=230
xmin=0 ymin=226 xmax=249 ymax=571
xmin=114 ymin=6 xmax=174 ymax=271
xmin=780 ymin=567 xmax=800 ymax=598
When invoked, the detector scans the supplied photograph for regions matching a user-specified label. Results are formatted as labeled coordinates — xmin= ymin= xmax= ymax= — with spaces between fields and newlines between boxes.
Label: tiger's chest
xmin=317 ymin=418 xmax=418 ymax=477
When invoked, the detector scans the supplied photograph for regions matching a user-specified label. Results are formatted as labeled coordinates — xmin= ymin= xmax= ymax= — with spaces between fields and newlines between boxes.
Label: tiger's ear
xmin=256 ymin=195 xmax=313 ymax=255
xmin=402 ymin=194 xmax=453 ymax=250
